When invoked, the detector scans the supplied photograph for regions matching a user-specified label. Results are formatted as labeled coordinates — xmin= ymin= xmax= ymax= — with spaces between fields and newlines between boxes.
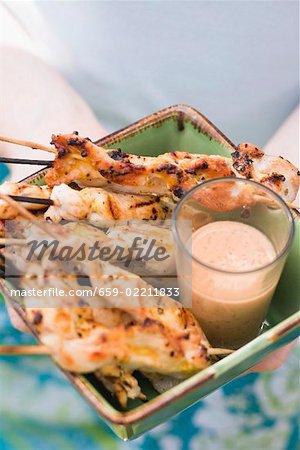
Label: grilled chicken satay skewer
xmin=46 ymin=133 xmax=235 ymax=197
xmin=0 ymin=179 xmax=296 ymax=228
xmin=7 ymin=247 xmax=214 ymax=377
xmin=3 ymin=226 xmax=231 ymax=377
xmin=47 ymin=133 xmax=299 ymax=202
xmin=0 ymin=182 xmax=173 ymax=221
xmin=25 ymin=305 xmax=212 ymax=376
xmin=2 ymin=132 xmax=299 ymax=202
xmin=2 ymin=240 xmax=198 ymax=403
xmin=0 ymin=133 xmax=234 ymax=196
xmin=0 ymin=284 xmax=143 ymax=407
xmin=0 ymin=202 xmax=219 ymax=377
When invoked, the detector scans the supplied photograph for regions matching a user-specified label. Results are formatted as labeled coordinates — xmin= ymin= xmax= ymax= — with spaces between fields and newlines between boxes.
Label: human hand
xmin=5 ymin=301 xmax=30 ymax=333
xmin=247 ymin=340 xmax=297 ymax=373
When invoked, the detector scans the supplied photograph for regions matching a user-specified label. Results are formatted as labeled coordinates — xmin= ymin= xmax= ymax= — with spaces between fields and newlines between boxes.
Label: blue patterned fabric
xmin=0 ymin=298 xmax=299 ymax=450
xmin=0 ymin=164 xmax=10 ymax=183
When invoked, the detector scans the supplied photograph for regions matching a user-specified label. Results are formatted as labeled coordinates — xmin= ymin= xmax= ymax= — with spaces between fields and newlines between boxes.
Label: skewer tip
xmin=0 ymin=135 xmax=56 ymax=154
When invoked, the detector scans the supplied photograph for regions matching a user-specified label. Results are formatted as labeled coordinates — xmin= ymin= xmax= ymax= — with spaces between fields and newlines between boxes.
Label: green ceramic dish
xmin=1 ymin=105 xmax=299 ymax=440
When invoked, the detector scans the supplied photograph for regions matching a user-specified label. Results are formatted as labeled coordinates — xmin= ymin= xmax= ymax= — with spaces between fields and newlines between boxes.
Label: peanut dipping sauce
xmin=180 ymin=221 xmax=279 ymax=349
xmin=191 ymin=221 xmax=276 ymax=272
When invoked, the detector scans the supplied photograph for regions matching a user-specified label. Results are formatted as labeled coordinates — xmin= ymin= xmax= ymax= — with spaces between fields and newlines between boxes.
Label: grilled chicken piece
xmin=45 ymin=184 xmax=172 ymax=222
xmin=45 ymin=133 xmax=235 ymax=197
xmin=0 ymin=182 xmax=51 ymax=219
xmin=69 ymin=307 xmax=147 ymax=407
xmin=232 ymin=144 xmax=300 ymax=203
xmin=25 ymin=303 xmax=211 ymax=377
xmin=23 ymin=266 xmax=211 ymax=376
xmin=94 ymin=367 xmax=146 ymax=407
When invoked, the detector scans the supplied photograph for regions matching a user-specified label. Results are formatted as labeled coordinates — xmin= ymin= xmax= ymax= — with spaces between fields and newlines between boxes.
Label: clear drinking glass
xmin=173 ymin=178 xmax=294 ymax=349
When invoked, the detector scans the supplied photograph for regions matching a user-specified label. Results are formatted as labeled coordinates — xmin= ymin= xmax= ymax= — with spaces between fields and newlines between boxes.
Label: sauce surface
xmin=191 ymin=221 xmax=276 ymax=272
xmin=179 ymin=221 xmax=280 ymax=348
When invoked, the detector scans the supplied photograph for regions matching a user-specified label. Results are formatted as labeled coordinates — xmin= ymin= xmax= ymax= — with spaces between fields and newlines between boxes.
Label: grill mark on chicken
xmin=151 ymin=207 xmax=158 ymax=220
xmin=57 ymin=148 xmax=69 ymax=158
xmin=172 ymin=186 xmax=187 ymax=199
xmin=232 ymin=144 xmax=263 ymax=179
xmin=32 ymin=311 xmax=43 ymax=325
xmin=129 ymin=198 xmax=158 ymax=209
xmin=186 ymin=161 xmax=209 ymax=175
xmin=99 ymin=164 xmax=145 ymax=178
xmin=67 ymin=138 xmax=84 ymax=146
xmin=106 ymin=195 xmax=119 ymax=220
xmin=108 ymin=148 xmax=129 ymax=160
xmin=260 ymin=173 xmax=286 ymax=187
xmin=157 ymin=163 xmax=178 ymax=174
xmin=142 ymin=318 xmax=163 ymax=328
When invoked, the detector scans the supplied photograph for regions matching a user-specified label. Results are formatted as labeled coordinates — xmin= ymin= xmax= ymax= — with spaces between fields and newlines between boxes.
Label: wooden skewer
xmin=0 ymin=346 xmax=233 ymax=357
xmin=0 ymin=345 xmax=49 ymax=355
xmin=284 ymin=202 xmax=299 ymax=211
xmin=0 ymin=156 xmax=53 ymax=166
xmin=8 ymin=195 xmax=54 ymax=206
xmin=291 ymin=208 xmax=300 ymax=219
xmin=0 ymin=135 xmax=56 ymax=154
xmin=0 ymin=193 xmax=58 ymax=239
xmin=276 ymin=201 xmax=299 ymax=215
xmin=207 ymin=348 xmax=234 ymax=356
xmin=0 ymin=238 xmax=26 ymax=246
xmin=289 ymin=203 xmax=300 ymax=213
xmin=0 ymin=192 xmax=41 ymax=220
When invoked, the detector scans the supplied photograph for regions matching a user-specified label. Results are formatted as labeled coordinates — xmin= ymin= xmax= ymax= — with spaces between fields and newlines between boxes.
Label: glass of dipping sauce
xmin=173 ymin=178 xmax=294 ymax=349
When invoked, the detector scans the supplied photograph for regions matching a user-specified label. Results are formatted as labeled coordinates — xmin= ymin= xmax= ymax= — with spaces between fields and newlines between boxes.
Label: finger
xmin=248 ymin=340 xmax=298 ymax=373
xmin=4 ymin=299 xmax=31 ymax=333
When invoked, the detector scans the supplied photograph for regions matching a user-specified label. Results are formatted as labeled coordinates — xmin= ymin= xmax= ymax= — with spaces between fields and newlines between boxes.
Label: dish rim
xmin=95 ymin=103 xmax=236 ymax=150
